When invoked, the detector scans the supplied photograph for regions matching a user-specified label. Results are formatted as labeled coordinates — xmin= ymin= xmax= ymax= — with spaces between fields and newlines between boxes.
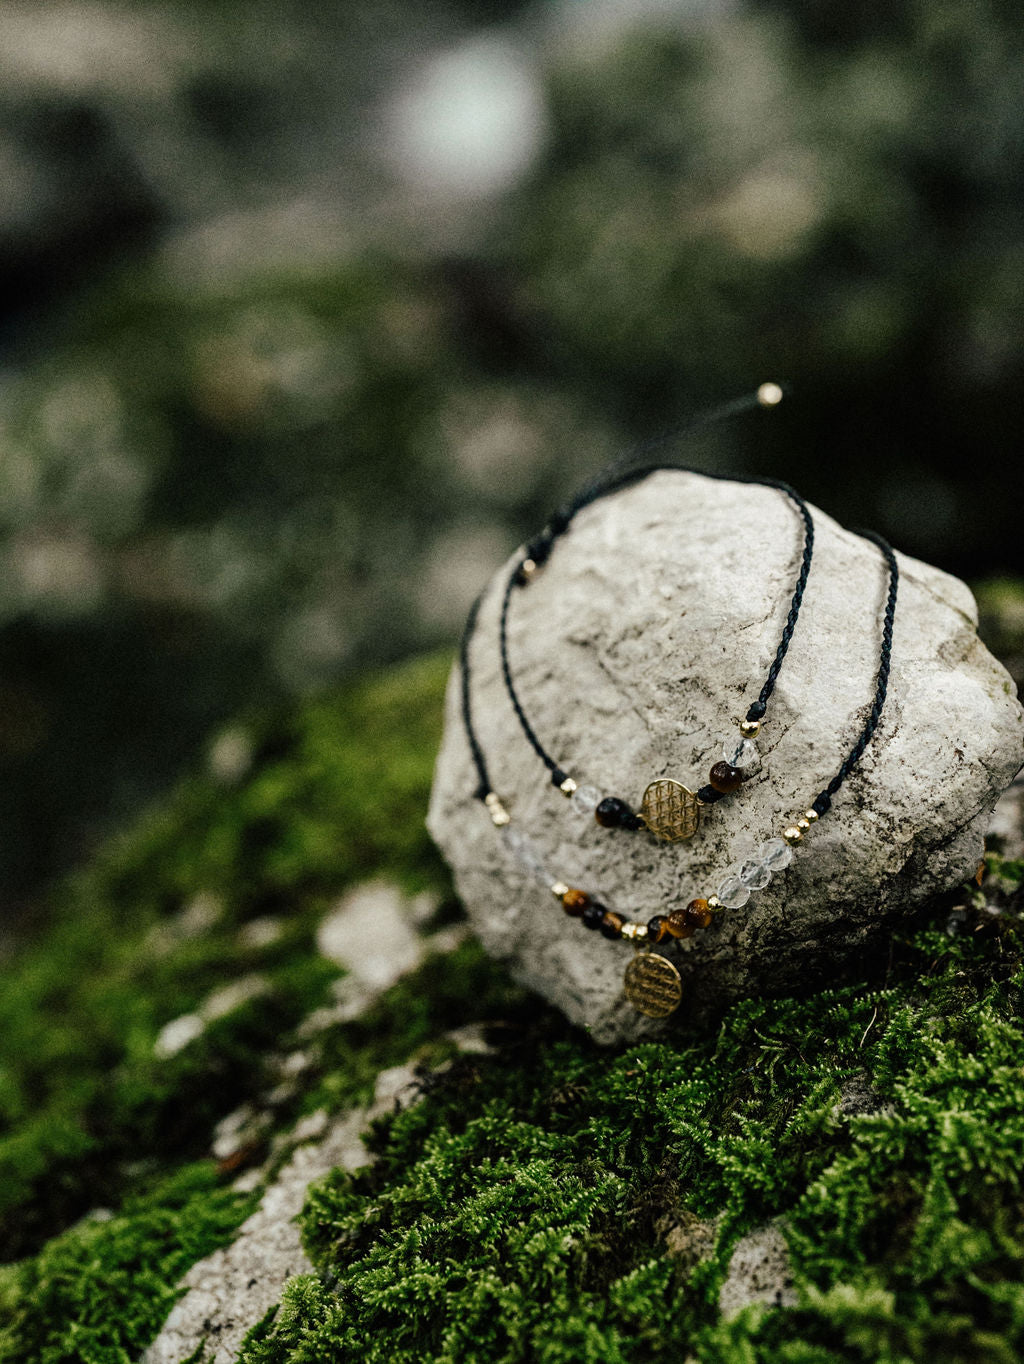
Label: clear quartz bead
xmin=739 ymin=859 xmax=771 ymax=890
xmin=717 ymin=874 xmax=751 ymax=909
xmin=500 ymin=825 xmax=549 ymax=885
xmin=723 ymin=737 xmax=759 ymax=769
xmin=758 ymin=837 xmax=793 ymax=871
xmin=570 ymin=784 xmax=602 ymax=819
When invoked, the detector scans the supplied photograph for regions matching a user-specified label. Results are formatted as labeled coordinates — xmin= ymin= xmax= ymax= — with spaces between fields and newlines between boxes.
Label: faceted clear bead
xmin=500 ymin=825 xmax=549 ymax=885
xmin=758 ymin=837 xmax=793 ymax=871
xmin=739 ymin=859 xmax=771 ymax=890
xmin=570 ymin=784 xmax=602 ymax=819
xmin=723 ymin=737 xmax=759 ymax=769
xmin=717 ymin=875 xmax=751 ymax=909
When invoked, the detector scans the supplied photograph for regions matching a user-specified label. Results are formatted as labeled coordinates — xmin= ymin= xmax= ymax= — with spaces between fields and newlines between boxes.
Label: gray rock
xmin=718 ymin=1219 xmax=797 ymax=1317
xmin=428 ymin=471 xmax=1024 ymax=1043
xmin=141 ymin=1064 xmax=419 ymax=1364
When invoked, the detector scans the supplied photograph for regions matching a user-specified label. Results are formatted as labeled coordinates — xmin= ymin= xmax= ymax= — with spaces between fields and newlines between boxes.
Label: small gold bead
xmin=707 ymin=894 xmax=722 ymax=911
xmin=520 ymin=558 xmax=537 ymax=579
xmin=796 ymin=817 xmax=812 ymax=833
xmin=550 ymin=882 xmax=570 ymax=900
xmin=491 ymin=808 xmax=510 ymax=828
xmin=634 ymin=924 xmax=649 ymax=939
xmin=782 ymin=825 xmax=803 ymax=845
xmin=803 ymin=809 xmax=820 ymax=824
xmin=757 ymin=381 xmax=784 ymax=407
xmin=739 ymin=719 xmax=761 ymax=738
xmin=621 ymin=922 xmax=639 ymax=940
xmin=559 ymin=777 xmax=577 ymax=797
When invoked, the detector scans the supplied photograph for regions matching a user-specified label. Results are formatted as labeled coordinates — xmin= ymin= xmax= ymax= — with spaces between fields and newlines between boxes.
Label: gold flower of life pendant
xmin=639 ymin=779 xmax=701 ymax=842
xmin=623 ymin=951 xmax=683 ymax=1018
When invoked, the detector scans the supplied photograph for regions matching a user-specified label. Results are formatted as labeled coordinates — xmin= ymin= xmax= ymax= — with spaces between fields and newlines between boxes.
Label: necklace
xmin=498 ymin=467 xmax=814 ymax=842
xmin=459 ymin=489 xmax=899 ymax=1019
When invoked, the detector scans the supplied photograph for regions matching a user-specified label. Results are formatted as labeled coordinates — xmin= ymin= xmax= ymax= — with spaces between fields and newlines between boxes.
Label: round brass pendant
xmin=623 ymin=952 xmax=683 ymax=1018
xmin=639 ymin=779 xmax=701 ymax=842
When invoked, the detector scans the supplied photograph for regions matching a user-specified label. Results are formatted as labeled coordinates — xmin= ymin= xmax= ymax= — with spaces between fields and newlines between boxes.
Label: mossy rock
xmin=3 ymin=651 xmax=1024 ymax=1363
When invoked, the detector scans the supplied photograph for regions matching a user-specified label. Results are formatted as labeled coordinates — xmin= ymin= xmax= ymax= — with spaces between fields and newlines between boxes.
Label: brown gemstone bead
xmin=684 ymin=897 xmax=714 ymax=929
xmin=647 ymin=914 xmax=672 ymax=943
xmin=600 ymin=911 xmax=625 ymax=940
xmin=561 ymin=888 xmax=591 ymax=917
xmin=709 ymin=761 xmax=745 ymax=794
xmin=664 ymin=909 xmax=695 ymax=939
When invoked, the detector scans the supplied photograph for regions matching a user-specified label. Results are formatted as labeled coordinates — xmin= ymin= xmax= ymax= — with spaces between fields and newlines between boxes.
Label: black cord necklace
xmin=498 ymin=464 xmax=814 ymax=842
xmin=459 ymin=473 xmax=899 ymax=1018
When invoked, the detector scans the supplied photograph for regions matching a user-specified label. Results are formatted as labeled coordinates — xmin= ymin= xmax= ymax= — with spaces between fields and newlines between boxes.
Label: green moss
xmin=230 ymin=881 xmax=1024 ymax=1364
xmin=0 ymin=653 xmax=453 ymax=1261
xmin=6 ymin=646 xmax=1024 ymax=1362
xmin=0 ymin=1163 xmax=256 ymax=1364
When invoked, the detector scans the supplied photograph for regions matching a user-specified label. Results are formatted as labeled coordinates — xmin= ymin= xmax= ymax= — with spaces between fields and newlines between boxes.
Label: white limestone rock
xmin=428 ymin=471 xmax=1024 ymax=1044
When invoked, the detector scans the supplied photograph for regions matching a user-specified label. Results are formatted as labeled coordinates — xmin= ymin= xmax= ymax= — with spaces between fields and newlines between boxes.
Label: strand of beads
xmin=553 ymin=717 xmax=762 ymax=836
xmin=713 ymin=807 xmax=819 ymax=908
xmin=693 ymin=723 xmax=762 ymax=809
xmin=485 ymin=787 xmax=822 ymax=944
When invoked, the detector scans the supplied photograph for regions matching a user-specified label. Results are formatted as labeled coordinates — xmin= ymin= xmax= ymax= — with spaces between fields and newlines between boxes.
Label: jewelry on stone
xmin=497 ymin=433 xmax=814 ymax=843
xmin=458 ymin=471 xmax=899 ymax=1017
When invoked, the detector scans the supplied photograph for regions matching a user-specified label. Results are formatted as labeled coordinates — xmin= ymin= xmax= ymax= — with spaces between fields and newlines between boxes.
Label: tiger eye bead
xmin=684 ymin=897 xmax=714 ymax=929
xmin=664 ymin=909 xmax=696 ymax=939
xmin=600 ymin=911 xmax=625 ymax=940
xmin=647 ymin=914 xmax=672 ymax=943
xmin=709 ymin=761 xmax=745 ymax=794
xmin=561 ymin=888 xmax=591 ymax=917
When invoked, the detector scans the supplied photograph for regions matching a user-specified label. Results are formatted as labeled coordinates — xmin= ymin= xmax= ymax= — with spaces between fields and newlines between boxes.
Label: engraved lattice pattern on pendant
xmin=623 ymin=952 xmax=683 ymax=1018
xmin=639 ymin=778 xmax=701 ymax=842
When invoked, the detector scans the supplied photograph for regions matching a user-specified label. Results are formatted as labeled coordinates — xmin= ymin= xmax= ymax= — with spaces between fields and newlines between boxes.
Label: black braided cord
xmin=500 ymin=462 xmax=815 ymax=805
xmin=459 ymin=590 xmax=493 ymax=801
xmin=460 ymin=527 xmax=900 ymax=833
xmin=809 ymin=530 xmax=898 ymax=817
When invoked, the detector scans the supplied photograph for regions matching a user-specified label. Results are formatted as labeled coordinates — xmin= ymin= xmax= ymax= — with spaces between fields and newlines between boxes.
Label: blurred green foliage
xmin=0 ymin=654 xmax=466 ymax=1262
xmin=1 ymin=0 xmax=1023 ymax=924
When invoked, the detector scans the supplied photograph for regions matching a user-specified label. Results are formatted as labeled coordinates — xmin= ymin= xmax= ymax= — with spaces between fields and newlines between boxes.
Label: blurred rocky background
xmin=2 ymin=0 xmax=1023 ymax=930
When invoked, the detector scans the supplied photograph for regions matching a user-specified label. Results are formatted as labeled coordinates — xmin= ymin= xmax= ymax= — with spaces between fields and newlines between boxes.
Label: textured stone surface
xmin=718 ymin=1220 xmax=797 ymax=1318
xmin=428 ymin=471 xmax=1024 ymax=1043
xmin=140 ymin=1064 xmax=419 ymax=1364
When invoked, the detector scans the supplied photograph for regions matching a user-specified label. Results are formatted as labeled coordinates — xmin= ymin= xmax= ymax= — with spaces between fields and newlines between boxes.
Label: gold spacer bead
xmin=560 ymin=777 xmax=577 ymax=797
xmin=520 ymin=558 xmax=537 ymax=579
xmin=484 ymin=792 xmax=510 ymax=826
xmin=634 ymin=923 xmax=649 ymax=939
xmin=803 ymin=809 xmax=820 ymax=824
xmin=757 ymin=381 xmax=784 ymax=407
xmin=621 ymin=922 xmax=639 ymax=940
xmin=550 ymin=881 xmax=570 ymax=900
xmin=796 ymin=817 xmax=812 ymax=833
xmin=739 ymin=719 xmax=761 ymax=738
xmin=782 ymin=825 xmax=803 ymax=845
xmin=707 ymin=894 xmax=722 ymax=911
